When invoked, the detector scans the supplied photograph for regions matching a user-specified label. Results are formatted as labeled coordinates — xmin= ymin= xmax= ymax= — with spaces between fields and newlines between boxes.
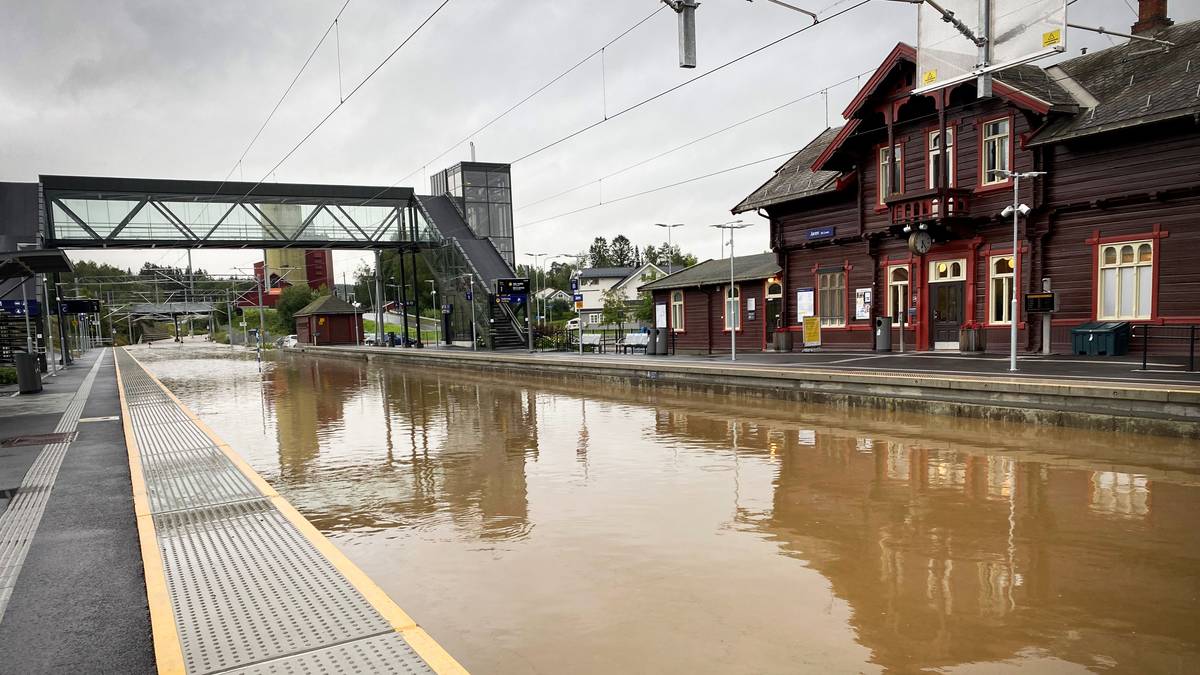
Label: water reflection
xmin=141 ymin=345 xmax=1200 ymax=675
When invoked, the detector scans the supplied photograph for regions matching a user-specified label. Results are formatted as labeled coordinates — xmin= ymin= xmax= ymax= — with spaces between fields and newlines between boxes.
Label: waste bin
xmin=875 ymin=316 xmax=893 ymax=351
xmin=646 ymin=328 xmax=659 ymax=356
xmin=1071 ymin=321 xmax=1130 ymax=356
xmin=656 ymin=327 xmax=669 ymax=355
xmin=14 ymin=351 xmax=42 ymax=394
xmin=774 ymin=330 xmax=793 ymax=352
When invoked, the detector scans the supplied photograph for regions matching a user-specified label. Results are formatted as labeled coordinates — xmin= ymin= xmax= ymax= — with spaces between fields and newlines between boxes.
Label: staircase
xmin=489 ymin=301 xmax=527 ymax=350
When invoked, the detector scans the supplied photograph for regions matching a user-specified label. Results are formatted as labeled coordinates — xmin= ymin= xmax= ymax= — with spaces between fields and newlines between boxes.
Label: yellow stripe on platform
xmin=114 ymin=348 xmax=187 ymax=675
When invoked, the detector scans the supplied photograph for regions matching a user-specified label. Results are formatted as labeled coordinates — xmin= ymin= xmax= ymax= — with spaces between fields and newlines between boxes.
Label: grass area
xmin=0 ymin=366 xmax=16 ymax=385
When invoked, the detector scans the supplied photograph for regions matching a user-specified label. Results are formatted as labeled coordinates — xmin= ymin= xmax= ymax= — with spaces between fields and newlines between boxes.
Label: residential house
xmin=574 ymin=263 xmax=665 ymax=326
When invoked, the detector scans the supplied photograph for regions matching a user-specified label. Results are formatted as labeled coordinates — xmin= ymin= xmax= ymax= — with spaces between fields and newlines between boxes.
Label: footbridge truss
xmin=40 ymin=175 xmax=440 ymax=250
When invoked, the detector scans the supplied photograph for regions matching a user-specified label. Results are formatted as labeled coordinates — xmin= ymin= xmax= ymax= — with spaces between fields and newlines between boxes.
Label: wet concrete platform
xmin=0 ymin=349 xmax=155 ymax=672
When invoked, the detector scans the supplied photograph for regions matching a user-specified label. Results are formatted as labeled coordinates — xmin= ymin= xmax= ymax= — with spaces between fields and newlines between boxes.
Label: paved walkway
xmin=0 ymin=349 xmax=155 ymax=672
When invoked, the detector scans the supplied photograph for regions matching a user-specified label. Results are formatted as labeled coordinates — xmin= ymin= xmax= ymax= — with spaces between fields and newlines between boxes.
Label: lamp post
xmin=654 ymin=223 xmax=685 ymax=274
xmin=710 ymin=220 xmax=750 ymax=361
xmin=525 ymin=252 xmax=547 ymax=323
xmin=351 ymin=301 xmax=362 ymax=347
xmin=998 ymin=169 xmax=1046 ymax=373
xmin=426 ymin=279 xmax=439 ymax=347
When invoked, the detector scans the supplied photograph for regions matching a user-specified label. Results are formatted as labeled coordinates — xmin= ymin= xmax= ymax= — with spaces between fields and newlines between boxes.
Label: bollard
xmin=1190 ymin=325 xmax=1196 ymax=372
xmin=1141 ymin=325 xmax=1149 ymax=371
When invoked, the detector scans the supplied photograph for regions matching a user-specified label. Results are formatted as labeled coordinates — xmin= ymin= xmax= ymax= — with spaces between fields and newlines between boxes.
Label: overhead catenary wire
xmin=515 ymin=68 xmax=872 ymax=213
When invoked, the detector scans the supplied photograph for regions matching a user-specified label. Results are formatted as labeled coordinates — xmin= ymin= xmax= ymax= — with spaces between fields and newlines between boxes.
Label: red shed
xmin=294 ymin=295 xmax=363 ymax=346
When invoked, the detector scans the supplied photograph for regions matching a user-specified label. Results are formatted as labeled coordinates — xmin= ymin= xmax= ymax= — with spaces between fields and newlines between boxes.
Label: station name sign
xmin=806 ymin=226 xmax=835 ymax=240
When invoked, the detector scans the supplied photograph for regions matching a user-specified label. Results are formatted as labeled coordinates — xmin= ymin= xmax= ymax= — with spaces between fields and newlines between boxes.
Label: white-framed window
xmin=928 ymin=128 xmax=955 ymax=188
xmin=724 ymin=285 xmax=741 ymax=331
xmin=1098 ymin=241 xmax=1153 ymax=319
xmin=929 ymin=259 xmax=966 ymax=282
xmin=818 ymin=270 xmax=846 ymax=327
xmin=878 ymin=144 xmax=902 ymax=205
xmin=587 ymin=312 xmax=601 ymax=325
xmin=670 ymin=290 xmax=685 ymax=332
xmin=982 ymin=118 xmax=1010 ymax=185
xmin=887 ymin=265 xmax=909 ymax=319
xmin=989 ymin=255 xmax=1015 ymax=324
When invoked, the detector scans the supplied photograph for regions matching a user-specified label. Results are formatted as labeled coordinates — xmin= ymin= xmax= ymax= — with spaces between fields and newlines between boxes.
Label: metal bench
xmin=580 ymin=333 xmax=604 ymax=353
xmin=617 ymin=333 xmax=650 ymax=354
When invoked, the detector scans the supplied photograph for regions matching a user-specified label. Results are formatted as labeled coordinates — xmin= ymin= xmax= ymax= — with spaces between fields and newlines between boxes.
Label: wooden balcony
xmin=885 ymin=188 xmax=972 ymax=227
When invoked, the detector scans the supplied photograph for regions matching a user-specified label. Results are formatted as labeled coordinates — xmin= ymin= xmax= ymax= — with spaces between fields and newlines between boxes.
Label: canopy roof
xmin=294 ymin=294 xmax=362 ymax=317
xmin=0 ymin=248 xmax=73 ymax=279
xmin=640 ymin=253 xmax=779 ymax=291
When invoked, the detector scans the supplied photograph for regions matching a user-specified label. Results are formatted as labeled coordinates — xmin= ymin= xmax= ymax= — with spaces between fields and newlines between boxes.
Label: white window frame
xmin=982 ymin=117 xmax=1011 ymax=186
xmin=818 ymin=270 xmax=846 ymax=328
xmin=670 ymin=290 xmax=685 ymax=332
xmin=1098 ymin=241 xmax=1154 ymax=320
xmin=887 ymin=264 xmax=910 ymax=319
xmin=878 ymin=144 xmax=902 ymax=206
xmin=928 ymin=128 xmax=955 ymax=188
xmin=587 ymin=312 xmax=601 ymax=325
xmin=989 ymin=254 xmax=1016 ymax=325
xmin=929 ymin=258 xmax=967 ymax=283
xmin=724 ymin=285 xmax=741 ymax=331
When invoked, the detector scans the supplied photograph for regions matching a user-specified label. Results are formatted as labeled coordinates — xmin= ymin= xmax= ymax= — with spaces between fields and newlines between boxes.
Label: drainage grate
xmin=0 ymin=432 xmax=77 ymax=448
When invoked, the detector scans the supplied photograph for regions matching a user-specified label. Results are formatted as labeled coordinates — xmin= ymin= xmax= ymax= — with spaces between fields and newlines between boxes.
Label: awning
xmin=0 ymin=249 xmax=74 ymax=280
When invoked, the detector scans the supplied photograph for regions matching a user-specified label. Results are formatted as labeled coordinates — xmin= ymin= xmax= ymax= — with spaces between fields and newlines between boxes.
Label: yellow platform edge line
xmin=114 ymin=348 xmax=188 ymax=675
xmin=120 ymin=347 xmax=469 ymax=675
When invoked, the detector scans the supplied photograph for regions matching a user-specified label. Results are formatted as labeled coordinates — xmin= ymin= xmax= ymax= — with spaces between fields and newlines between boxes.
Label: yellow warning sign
xmin=922 ymin=69 xmax=938 ymax=85
xmin=1042 ymin=29 xmax=1062 ymax=47
xmin=802 ymin=316 xmax=822 ymax=347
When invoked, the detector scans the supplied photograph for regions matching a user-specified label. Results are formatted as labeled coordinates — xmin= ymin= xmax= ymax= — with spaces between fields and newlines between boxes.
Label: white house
xmin=573 ymin=263 xmax=664 ymax=326
xmin=536 ymin=288 xmax=571 ymax=304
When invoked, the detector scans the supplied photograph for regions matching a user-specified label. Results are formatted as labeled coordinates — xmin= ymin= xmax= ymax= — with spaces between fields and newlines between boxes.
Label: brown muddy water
xmin=134 ymin=344 xmax=1200 ymax=674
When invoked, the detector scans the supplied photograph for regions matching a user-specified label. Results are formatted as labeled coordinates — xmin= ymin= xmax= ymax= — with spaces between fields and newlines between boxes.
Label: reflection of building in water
xmin=268 ymin=359 xmax=359 ymax=481
xmin=650 ymin=402 xmax=1200 ymax=673
xmin=384 ymin=371 xmax=538 ymax=540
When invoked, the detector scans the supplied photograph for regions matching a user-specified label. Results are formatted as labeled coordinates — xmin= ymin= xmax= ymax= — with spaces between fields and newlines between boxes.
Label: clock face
xmin=908 ymin=231 xmax=933 ymax=255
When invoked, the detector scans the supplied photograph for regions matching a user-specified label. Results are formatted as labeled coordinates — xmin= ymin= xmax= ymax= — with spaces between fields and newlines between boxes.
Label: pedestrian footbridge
xmin=114 ymin=347 xmax=466 ymax=674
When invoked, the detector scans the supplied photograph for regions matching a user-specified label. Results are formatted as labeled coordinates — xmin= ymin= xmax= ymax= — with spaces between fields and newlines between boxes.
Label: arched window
xmin=766 ymin=282 xmax=783 ymax=298
xmin=888 ymin=265 xmax=909 ymax=319
xmin=1099 ymin=241 xmax=1153 ymax=319
xmin=670 ymin=290 xmax=685 ymax=332
xmin=724 ymin=285 xmax=740 ymax=331
xmin=990 ymin=255 xmax=1015 ymax=324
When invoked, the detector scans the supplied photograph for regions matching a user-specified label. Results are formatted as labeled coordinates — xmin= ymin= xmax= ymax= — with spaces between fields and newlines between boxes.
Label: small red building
xmin=294 ymin=295 xmax=363 ymax=346
xmin=641 ymin=253 xmax=782 ymax=354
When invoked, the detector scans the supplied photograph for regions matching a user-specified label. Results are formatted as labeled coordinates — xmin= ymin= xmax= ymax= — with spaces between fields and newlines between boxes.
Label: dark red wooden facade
xmin=296 ymin=312 xmax=363 ymax=346
xmin=742 ymin=26 xmax=1200 ymax=354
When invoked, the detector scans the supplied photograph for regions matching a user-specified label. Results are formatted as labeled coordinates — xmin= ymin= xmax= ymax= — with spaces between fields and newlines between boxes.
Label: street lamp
xmin=710 ymin=220 xmax=750 ymax=361
xmin=997 ymin=169 xmax=1046 ymax=373
xmin=426 ymin=279 xmax=439 ymax=347
xmin=351 ymin=301 xmax=362 ymax=347
xmin=653 ymin=223 xmax=685 ymax=274
xmin=525 ymin=252 xmax=547 ymax=323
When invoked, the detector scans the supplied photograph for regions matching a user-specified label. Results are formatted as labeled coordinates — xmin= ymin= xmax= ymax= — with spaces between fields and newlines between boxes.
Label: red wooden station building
xmin=648 ymin=4 xmax=1198 ymax=354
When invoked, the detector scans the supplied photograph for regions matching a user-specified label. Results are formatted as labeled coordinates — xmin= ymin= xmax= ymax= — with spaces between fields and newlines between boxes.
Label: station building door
xmin=928 ymin=259 xmax=966 ymax=350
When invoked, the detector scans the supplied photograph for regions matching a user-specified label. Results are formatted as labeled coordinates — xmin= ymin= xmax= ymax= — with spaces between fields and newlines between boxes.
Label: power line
xmin=509 ymin=0 xmax=874 ymax=165
xmin=234 ymin=0 xmax=452 ymax=205
xmin=356 ymin=4 xmax=668 ymax=202
xmin=515 ymin=149 xmax=801 ymax=229
xmin=515 ymin=68 xmax=872 ymax=213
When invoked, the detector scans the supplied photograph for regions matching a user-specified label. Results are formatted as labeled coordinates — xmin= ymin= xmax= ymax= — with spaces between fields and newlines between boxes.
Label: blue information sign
xmin=573 ymin=293 xmax=584 ymax=302
xmin=570 ymin=278 xmax=579 ymax=291
xmin=806 ymin=226 xmax=835 ymax=240
xmin=0 ymin=299 xmax=40 ymax=316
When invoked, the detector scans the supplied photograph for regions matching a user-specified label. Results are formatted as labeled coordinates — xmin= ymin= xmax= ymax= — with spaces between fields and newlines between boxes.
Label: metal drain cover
xmin=0 ymin=431 xmax=77 ymax=448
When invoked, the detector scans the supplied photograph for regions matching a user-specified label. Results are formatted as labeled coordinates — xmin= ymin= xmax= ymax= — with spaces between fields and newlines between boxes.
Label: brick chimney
xmin=1131 ymin=0 xmax=1173 ymax=35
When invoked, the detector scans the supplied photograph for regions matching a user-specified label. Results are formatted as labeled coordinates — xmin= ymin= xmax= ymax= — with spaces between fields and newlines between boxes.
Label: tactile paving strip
xmin=224 ymin=632 xmax=435 ymax=675
xmin=115 ymin=349 xmax=440 ymax=675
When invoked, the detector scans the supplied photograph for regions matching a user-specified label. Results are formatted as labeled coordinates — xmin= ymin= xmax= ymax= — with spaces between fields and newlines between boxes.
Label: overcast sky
xmin=3 ymin=0 xmax=1191 ymax=279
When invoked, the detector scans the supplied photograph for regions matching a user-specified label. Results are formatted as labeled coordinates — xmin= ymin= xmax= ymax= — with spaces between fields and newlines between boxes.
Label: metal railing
xmin=1136 ymin=324 xmax=1197 ymax=371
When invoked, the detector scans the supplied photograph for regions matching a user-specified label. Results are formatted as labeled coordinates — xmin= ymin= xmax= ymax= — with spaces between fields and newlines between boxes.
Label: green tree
xmin=601 ymin=288 xmax=628 ymax=329
xmin=276 ymin=285 xmax=316 ymax=332
xmin=589 ymin=237 xmax=612 ymax=267
xmin=634 ymin=270 xmax=660 ymax=323
xmin=609 ymin=235 xmax=636 ymax=267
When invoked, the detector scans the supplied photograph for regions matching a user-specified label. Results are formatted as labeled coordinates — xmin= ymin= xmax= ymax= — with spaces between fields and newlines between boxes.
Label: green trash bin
xmin=1071 ymin=321 xmax=1130 ymax=356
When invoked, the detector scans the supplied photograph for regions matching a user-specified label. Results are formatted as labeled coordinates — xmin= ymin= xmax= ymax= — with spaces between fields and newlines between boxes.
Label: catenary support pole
xmin=374 ymin=249 xmax=385 ymax=346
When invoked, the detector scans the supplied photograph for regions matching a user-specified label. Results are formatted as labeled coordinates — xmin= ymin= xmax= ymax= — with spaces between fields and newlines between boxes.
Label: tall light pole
xmin=998 ymin=170 xmax=1046 ymax=373
xmin=525 ymin=252 xmax=547 ymax=323
xmin=710 ymin=220 xmax=750 ymax=361
xmin=426 ymin=279 xmax=439 ymax=347
xmin=654 ymin=223 xmax=685 ymax=274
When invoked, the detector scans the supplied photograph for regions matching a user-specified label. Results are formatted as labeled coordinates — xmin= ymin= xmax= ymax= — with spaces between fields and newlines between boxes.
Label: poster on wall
xmin=796 ymin=288 xmax=815 ymax=323
xmin=802 ymin=316 xmax=822 ymax=348
xmin=655 ymin=303 xmax=668 ymax=329
xmin=855 ymin=288 xmax=872 ymax=320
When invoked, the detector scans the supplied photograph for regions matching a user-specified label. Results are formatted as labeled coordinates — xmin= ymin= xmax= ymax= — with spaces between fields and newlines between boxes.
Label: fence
xmin=533 ymin=325 xmax=676 ymax=356
xmin=1134 ymin=324 xmax=1197 ymax=372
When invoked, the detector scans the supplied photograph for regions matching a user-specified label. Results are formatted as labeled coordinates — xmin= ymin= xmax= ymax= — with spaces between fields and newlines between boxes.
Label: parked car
xmin=565 ymin=318 xmax=580 ymax=330
xmin=364 ymin=334 xmax=377 ymax=346
xmin=281 ymin=335 xmax=298 ymax=348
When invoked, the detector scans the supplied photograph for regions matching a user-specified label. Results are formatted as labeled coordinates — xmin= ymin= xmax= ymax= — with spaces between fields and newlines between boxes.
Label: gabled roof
xmin=639 ymin=253 xmax=779 ymax=291
xmin=294 ymin=294 xmax=362 ymax=317
xmin=613 ymin=263 xmax=666 ymax=290
xmin=578 ymin=266 xmax=635 ymax=279
xmin=732 ymin=127 xmax=846 ymax=214
xmin=1029 ymin=20 xmax=1200 ymax=145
